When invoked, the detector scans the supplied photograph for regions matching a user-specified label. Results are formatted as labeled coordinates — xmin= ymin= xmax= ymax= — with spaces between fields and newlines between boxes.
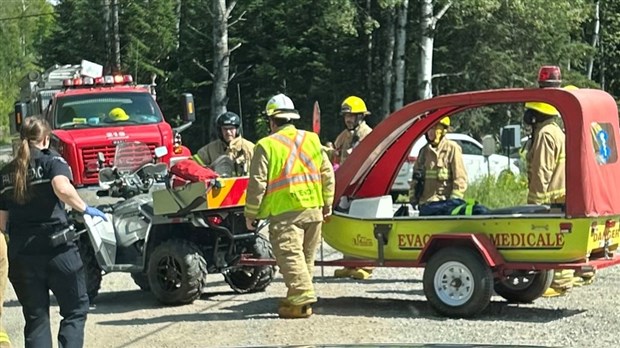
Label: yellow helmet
xmin=108 ymin=107 xmax=129 ymax=121
xmin=439 ymin=116 xmax=450 ymax=127
xmin=564 ymin=85 xmax=579 ymax=90
xmin=341 ymin=96 xmax=370 ymax=115
xmin=524 ymin=102 xmax=558 ymax=116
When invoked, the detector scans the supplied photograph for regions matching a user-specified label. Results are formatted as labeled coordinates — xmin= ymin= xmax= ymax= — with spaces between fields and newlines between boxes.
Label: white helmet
xmin=265 ymin=93 xmax=300 ymax=119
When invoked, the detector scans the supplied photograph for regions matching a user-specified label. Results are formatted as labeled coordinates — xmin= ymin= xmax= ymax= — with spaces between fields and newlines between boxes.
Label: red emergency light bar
xmin=538 ymin=66 xmax=562 ymax=87
xmin=63 ymin=74 xmax=133 ymax=87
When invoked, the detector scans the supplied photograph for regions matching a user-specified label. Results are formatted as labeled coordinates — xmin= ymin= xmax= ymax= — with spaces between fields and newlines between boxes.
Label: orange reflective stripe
xmin=268 ymin=173 xmax=322 ymax=192
xmin=270 ymin=131 xmax=319 ymax=174
xmin=266 ymin=130 xmax=321 ymax=196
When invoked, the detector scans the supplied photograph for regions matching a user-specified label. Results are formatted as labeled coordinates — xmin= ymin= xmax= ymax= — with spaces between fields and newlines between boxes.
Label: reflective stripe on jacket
xmin=526 ymin=118 xmax=565 ymax=204
xmin=245 ymin=125 xmax=335 ymax=219
xmin=410 ymin=137 xmax=468 ymax=204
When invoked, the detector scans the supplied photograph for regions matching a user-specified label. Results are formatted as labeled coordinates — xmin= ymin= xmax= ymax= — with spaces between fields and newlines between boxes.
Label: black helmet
xmin=215 ymin=112 xmax=241 ymax=141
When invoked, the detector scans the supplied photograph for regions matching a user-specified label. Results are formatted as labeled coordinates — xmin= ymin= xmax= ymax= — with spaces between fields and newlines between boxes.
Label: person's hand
xmin=246 ymin=217 xmax=257 ymax=231
xmin=322 ymin=205 xmax=332 ymax=222
xmin=84 ymin=206 xmax=108 ymax=222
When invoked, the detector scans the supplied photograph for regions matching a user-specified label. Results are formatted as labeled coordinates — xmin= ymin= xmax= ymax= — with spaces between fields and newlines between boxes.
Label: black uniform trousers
xmin=8 ymin=242 xmax=89 ymax=348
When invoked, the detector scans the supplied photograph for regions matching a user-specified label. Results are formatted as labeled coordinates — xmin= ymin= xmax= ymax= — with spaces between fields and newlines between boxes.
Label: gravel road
xmin=3 ymin=243 xmax=620 ymax=348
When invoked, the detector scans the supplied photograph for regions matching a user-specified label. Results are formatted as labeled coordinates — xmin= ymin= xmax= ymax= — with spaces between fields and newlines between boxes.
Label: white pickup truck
xmin=391 ymin=133 xmax=520 ymax=199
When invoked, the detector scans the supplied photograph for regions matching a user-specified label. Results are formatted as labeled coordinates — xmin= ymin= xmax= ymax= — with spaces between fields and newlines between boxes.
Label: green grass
xmin=464 ymin=172 xmax=528 ymax=209
xmin=395 ymin=172 xmax=529 ymax=209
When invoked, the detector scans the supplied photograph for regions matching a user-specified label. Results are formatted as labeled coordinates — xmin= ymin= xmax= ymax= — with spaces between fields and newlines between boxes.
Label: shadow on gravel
xmin=98 ymin=297 xmax=280 ymax=326
xmin=365 ymin=289 xmax=425 ymax=296
xmin=313 ymin=297 xmax=585 ymax=322
xmin=314 ymin=277 xmax=422 ymax=285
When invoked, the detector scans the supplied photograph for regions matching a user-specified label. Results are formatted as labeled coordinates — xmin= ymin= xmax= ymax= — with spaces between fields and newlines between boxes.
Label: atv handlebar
xmin=98 ymin=162 xmax=168 ymax=198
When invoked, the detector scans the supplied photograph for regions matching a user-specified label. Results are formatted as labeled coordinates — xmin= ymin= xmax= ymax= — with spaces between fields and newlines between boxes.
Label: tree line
xmin=0 ymin=0 xmax=615 ymax=151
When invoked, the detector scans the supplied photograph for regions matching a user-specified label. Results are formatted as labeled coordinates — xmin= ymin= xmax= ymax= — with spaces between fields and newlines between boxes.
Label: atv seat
xmin=487 ymin=204 xmax=550 ymax=215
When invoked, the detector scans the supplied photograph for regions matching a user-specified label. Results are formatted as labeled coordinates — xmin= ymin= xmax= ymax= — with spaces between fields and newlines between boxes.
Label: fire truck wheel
xmin=423 ymin=247 xmax=493 ymax=318
xmin=147 ymin=239 xmax=207 ymax=305
xmin=224 ymin=235 xmax=276 ymax=293
xmin=494 ymin=269 xmax=554 ymax=303
xmin=130 ymin=272 xmax=151 ymax=291
xmin=77 ymin=237 xmax=103 ymax=304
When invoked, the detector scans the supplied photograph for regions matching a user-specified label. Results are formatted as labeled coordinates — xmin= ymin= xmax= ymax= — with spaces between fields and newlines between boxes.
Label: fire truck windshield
xmin=54 ymin=92 xmax=163 ymax=129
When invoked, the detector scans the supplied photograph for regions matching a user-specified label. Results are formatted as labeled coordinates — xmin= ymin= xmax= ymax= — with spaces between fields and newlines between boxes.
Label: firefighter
xmin=524 ymin=102 xmax=565 ymax=205
xmin=327 ymin=96 xmax=374 ymax=280
xmin=522 ymin=101 xmax=572 ymax=297
xmin=409 ymin=117 xmax=468 ymax=207
xmin=244 ymin=93 xmax=335 ymax=319
xmin=192 ymin=111 xmax=255 ymax=176
xmin=326 ymin=96 xmax=373 ymax=165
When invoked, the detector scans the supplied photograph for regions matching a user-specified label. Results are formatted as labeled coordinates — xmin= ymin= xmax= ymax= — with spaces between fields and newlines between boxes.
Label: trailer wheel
xmin=147 ymin=239 xmax=207 ymax=305
xmin=494 ymin=269 xmax=553 ymax=303
xmin=77 ymin=238 xmax=102 ymax=304
xmin=423 ymin=247 xmax=493 ymax=318
xmin=224 ymin=235 xmax=275 ymax=293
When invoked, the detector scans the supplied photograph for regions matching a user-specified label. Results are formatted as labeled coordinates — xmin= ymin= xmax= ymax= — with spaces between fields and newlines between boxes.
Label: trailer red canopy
xmin=335 ymin=88 xmax=620 ymax=218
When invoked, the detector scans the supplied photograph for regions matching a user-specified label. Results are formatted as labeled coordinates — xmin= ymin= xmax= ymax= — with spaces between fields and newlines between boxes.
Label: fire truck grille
xmin=81 ymin=143 xmax=158 ymax=181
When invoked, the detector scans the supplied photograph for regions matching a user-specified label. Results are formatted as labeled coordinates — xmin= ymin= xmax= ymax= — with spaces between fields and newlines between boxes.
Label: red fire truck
xmin=12 ymin=61 xmax=194 ymax=189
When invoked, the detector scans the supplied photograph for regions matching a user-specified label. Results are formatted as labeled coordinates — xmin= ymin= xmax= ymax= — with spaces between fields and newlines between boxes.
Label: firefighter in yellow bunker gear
xmin=244 ymin=93 xmax=335 ymax=319
xmin=192 ymin=111 xmax=255 ymax=176
xmin=327 ymin=96 xmax=375 ymax=280
xmin=523 ymin=96 xmax=594 ymax=297
xmin=409 ymin=116 xmax=468 ymax=206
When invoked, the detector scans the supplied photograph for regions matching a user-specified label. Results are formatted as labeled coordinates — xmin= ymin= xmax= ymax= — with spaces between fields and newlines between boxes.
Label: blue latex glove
xmin=84 ymin=206 xmax=108 ymax=222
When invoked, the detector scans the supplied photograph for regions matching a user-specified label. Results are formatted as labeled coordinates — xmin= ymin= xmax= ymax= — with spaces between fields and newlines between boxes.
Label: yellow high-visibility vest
xmin=254 ymin=126 xmax=324 ymax=218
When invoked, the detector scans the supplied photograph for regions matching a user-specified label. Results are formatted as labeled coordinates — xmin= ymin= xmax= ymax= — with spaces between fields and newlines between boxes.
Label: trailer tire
xmin=494 ymin=269 xmax=554 ymax=303
xmin=224 ymin=235 xmax=275 ymax=293
xmin=147 ymin=239 xmax=207 ymax=305
xmin=77 ymin=238 xmax=103 ymax=304
xmin=423 ymin=247 xmax=493 ymax=318
xmin=131 ymin=272 xmax=151 ymax=291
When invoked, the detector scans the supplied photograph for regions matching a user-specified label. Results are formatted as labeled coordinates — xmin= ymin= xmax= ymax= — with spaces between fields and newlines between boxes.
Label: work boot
xmin=542 ymin=287 xmax=567 ymax=297
xmin=542 ymin=270 xmax=574 ymax=298
xmin=333 ymin=267 xmax=353 ymax=278
xmin=0 ymin=331 xmax=11 ymax=348
xmin=350 ymin=268 xmax=373 ymax=280
xmin=278 ymin=303 xmax=313 ymax=319
xmin=574 ymin=270 xmax=596 ymax=287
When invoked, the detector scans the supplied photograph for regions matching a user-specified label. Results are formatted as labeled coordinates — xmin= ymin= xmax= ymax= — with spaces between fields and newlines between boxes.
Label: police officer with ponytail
xmin=0 ymin=116 xmax=106 ymax=348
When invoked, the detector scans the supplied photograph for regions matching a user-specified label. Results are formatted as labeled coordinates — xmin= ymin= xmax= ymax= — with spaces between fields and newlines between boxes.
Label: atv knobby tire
xmin=147 ymin=239 xmax=207 ymax=305
xmin=224 ymin=235 xmax=275 ymax=293
xmin=494 ymin=269 xmax=554 ymax=303
xmin=131 ymin=272 xmax=151 ymax=291
xmin=423 ymin=247 xmax=493 ymax=318
xmin=77 ymin=238 xmax=103 ymax=304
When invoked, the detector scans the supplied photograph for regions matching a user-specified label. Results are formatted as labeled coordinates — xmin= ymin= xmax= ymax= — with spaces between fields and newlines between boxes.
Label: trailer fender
xmin=418 ymin=233 xmax=505 ymax=267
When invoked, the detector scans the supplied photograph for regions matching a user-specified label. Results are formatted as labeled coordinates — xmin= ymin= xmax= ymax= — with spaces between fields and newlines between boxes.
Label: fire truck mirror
xmin=14 ymin=102 xmax=27 ymax=132
xmin=181 ymin=93 xmax=196 ymax=123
